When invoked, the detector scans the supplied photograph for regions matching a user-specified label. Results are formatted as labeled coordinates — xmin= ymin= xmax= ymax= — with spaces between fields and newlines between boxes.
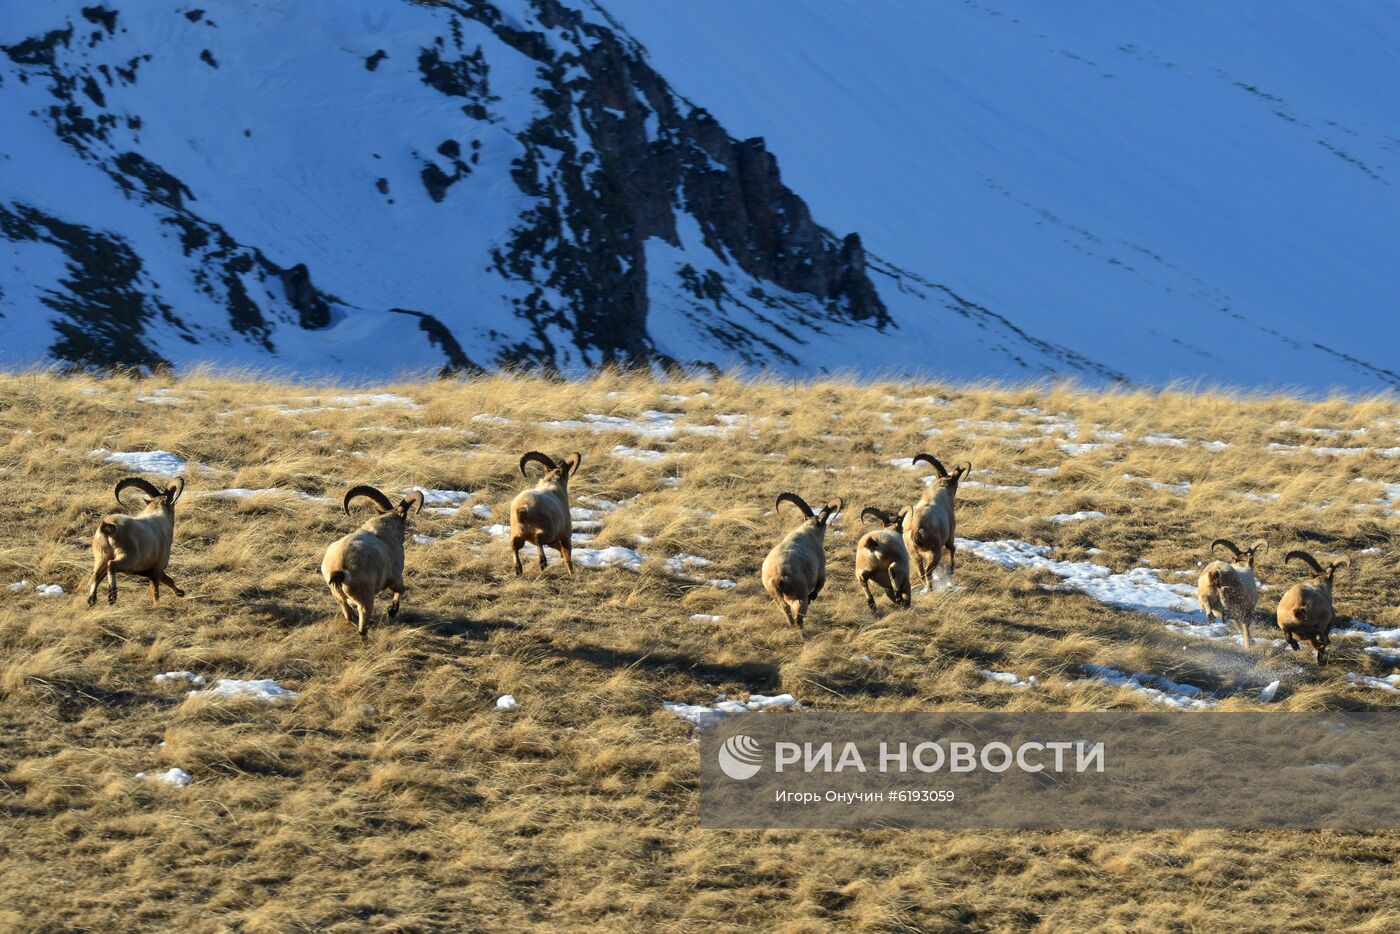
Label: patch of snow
xmin=1141 ymin=434 xmax=1189 ymax=447
xmin=1345 ymin=672 xmax=1400 ymax=693
xmin=153 ymin=671 xmax=205 ymax=686
xmin=570 ymin=546 xmax=645 ymax=571
xmin=7 ymin=580 xmax=30 ymax=592
xmin=187 ymin=679 xmax=297 ymax=702
xmin=1077 ymin=664 xmax=1217 ymax=709
xmin=202 ymin=488 xmax=333 ymax=504
xmin=1282 ymin=763 xmax=1346 ymax=777
xmin=611 ymin=444 xmax=686 ymax=462
xmin=978 ymin=669 xmax=1037 ymax=688
xmin=1259 ymin=680 xmax=1280 ymax=703
xmin=316 ymin=393 xmax=418 ymax=408
xmin=1335 ymin=620 xmax=1400 ymax=645
xmin=135 ymin=767 xmax=192 ymax=787
xmin=962 ymin=480 xmax=1033 ymax=494
xmin=91 ymin=449 xmax=189 ymax=476
xmin=417 ymin=489 xmax=474 ymax=505
xmin=496 ymin=694 xmax=519 ymax=711
xmin=34 ymin=584 xmax=64 ymax=597
xmin=958 ymin=538 xmax=1217 ymax=635
xmin=1043 ymin=511 xmax=1106 ymax=523
xmin=542 ymin=410 xmax=701 ymax=440
xmin=662 ymin=693 xmax=801 ymax=729
xmin=1124 ymin=474 xmax=1191 ymax=496
xmin=689 ymin=613 xmax=725 ymax=622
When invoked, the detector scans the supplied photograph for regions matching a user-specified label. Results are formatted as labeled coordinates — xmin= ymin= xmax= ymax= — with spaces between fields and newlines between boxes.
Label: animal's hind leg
xmin=913 ymin=553 xmax=929 ymax=593
xmin=149 ymin=575 xmax=160 ymax=605
xmin=88 ymin=559 xmax=109 ymax=608
xmin=107 ymin=566 xmax=118 ymax=605
xmin=558 ymin=541 xmax=575 ymax=576
xmin=859 ymin=573 xmax=876 ymax=610
xmin=351 ymin=595 xmax=373 ymax=639
xmin=387 ymin=580 xmax=406 ymax=619
xmin=770 ymin=591 xmax=796 ymax=628
xmin=946 ymin=542 xmax=957 ymax=579
xmin=511 ymin=536 xmax=525 ymax=577
xmin=880 ymin=578 xmax=901 ymax=607
xmin=1308 ymin=635 xmax=1327 ymax=665
xmin=793 ymin=596 xmax=810 ymax=631
xmin=535 ymin=533 xmax=548 ymax=571
xmin=158 ymin=571 xmax=184 ymax=597
xmin=329 ymin=585 xmax=354 ymax=623
xmin=1240 ymin=617 xmax=1252 ymax=649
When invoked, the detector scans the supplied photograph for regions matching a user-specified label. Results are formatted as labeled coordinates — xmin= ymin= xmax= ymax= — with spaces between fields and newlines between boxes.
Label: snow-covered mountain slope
xmin=0 ymin=0 xmax=899 ymax=377
xmin=1 ymin=1 xmax=1396 ymax=389
xmin=600 ymin=0 xmax=1400 ymax=391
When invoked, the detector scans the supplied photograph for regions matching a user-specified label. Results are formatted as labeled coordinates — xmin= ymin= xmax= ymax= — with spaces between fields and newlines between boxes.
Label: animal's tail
xmin=1294 ymin=605 xmax=1309 ymax=622
xmin=328 ymin=570 xmax=347 ymax=592
xmin=913 ymin=527 xmax=930 ymax=549
xmin=863 ymin=538 xmax=880 ymax=552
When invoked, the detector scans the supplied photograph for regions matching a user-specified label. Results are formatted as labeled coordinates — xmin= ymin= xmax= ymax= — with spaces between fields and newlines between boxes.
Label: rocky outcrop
xmin=415 ymin=0 xmax=889 ymax=368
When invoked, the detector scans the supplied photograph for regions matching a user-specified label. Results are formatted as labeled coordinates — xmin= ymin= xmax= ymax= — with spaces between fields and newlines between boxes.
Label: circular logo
xmin=718 ymin=734 xmax=763 ymax=780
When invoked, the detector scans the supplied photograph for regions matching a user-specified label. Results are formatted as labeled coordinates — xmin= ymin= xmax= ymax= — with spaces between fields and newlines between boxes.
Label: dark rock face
xmin=280 ymin=264 xmax=331 ymax=331
xmin=0 ymin=203 xmax=175 ymax=371
xmin=425 ymin=0 xmax=888 ymax=368
xmin=389 ymin=308 xmax=479 ymax=375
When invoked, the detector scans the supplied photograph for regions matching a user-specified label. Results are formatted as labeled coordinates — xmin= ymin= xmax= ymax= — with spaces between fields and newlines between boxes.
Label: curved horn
xmin=166 ymin=477 xmax=186 ymax=504
xmin=343 ymin=485 xmax=394 ymax=516
xmin=399 ymin=489 xmax=425 ymax=515
xmin=519 ymin=451 xmax=557 ymax=478
xmin=955 ymin=461 xmax=973 ymax=479
xmin=1211 ymin=539 xmax=1244 ymax=559
xmin=1329 ymin=556 xmax=1351 ymax=575
xmin=565 ymin=451 xmax=582 ymax=477
xmin=819 ymin=498 xmax=845 ymax=526
xmin=1285 ymin=550 xmax=1325 ymax=574
xmin=775 ymin=492 xmax=815 ymax=519
xmin=912 ymin=453 xmax=949 ymax=478
xmin=861 ymin=507 xmax=894 ymax=527
xmin=114 ymin=476 xmax=163 ymax=506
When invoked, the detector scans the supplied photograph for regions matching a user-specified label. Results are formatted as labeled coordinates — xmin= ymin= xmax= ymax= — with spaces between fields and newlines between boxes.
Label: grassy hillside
xmin=1 ymin=371 xmax=1398 ymax=932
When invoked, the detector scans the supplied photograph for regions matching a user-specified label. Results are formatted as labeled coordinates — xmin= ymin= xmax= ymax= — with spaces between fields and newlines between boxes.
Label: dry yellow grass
xmin=1 ymin=370 xmax=1398 ymax=932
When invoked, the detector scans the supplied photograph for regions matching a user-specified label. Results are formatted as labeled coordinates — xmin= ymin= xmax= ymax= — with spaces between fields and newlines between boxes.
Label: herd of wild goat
xmin=85 ymin=449 xmax=1348 ymax=662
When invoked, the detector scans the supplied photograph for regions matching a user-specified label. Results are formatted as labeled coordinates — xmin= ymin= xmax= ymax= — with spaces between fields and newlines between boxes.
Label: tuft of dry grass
xmin=1 ymin=370 xmax=1398 ymax=931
